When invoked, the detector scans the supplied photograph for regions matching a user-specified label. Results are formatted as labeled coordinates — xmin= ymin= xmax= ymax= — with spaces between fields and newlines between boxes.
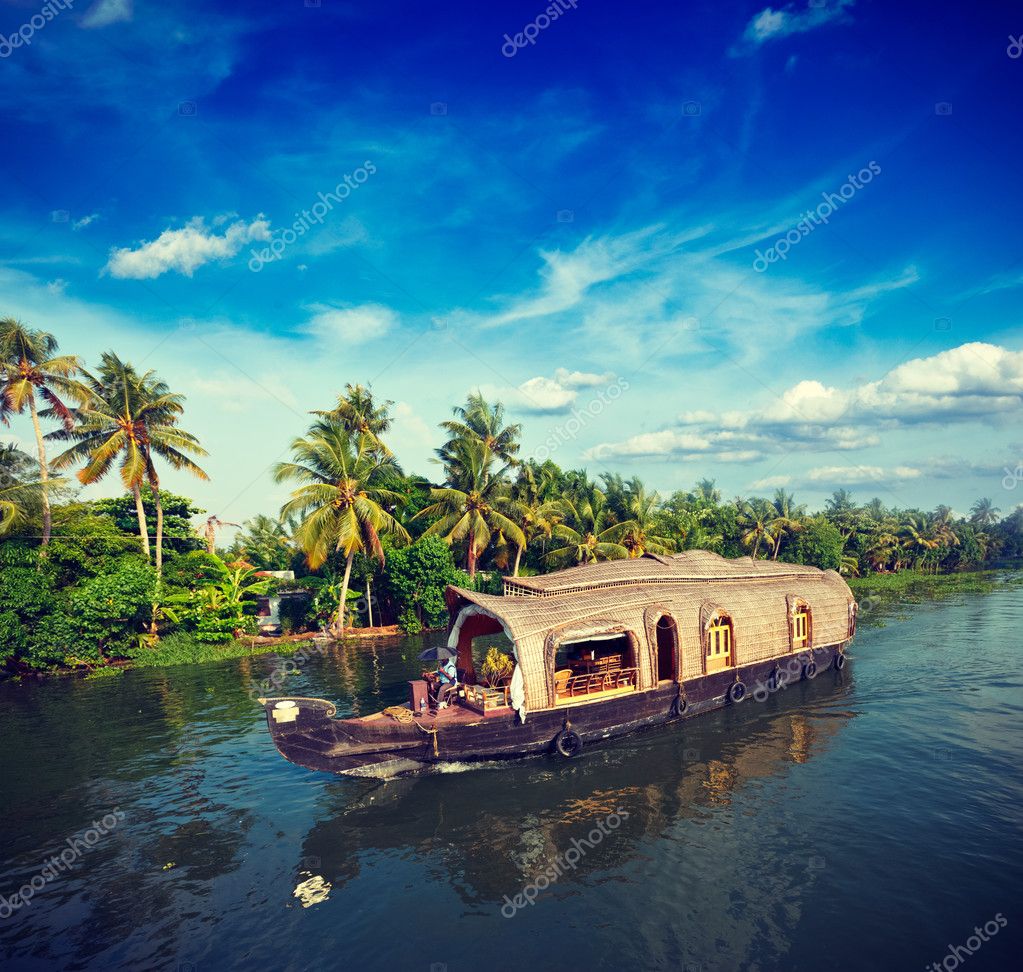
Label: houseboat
xmin=259 ymin=551 xmax=856 ymax=778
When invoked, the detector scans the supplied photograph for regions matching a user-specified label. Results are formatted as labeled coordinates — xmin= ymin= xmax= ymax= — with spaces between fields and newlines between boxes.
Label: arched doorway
xmin=655 ymin=615 xmax=678 ymax=683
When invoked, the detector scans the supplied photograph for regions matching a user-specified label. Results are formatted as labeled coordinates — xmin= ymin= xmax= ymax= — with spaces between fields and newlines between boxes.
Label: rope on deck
xmin=382 ymin=705 xmax=415 ymax=723
xmin=383 ymin=705 xmax=440 ymax=755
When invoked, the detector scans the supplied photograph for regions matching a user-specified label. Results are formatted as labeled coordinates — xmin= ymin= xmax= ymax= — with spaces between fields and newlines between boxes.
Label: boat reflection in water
xmin=294 ymin=665 xmax=855 ymax=956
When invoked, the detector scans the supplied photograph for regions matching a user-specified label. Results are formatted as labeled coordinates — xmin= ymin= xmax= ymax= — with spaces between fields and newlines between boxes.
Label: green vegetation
xmin=3 ymin=325 xmax=1022 ymax=678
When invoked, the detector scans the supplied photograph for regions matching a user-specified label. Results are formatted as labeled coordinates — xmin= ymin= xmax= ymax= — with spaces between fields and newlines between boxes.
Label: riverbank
xmin=848 ymin=568 xmax=1022 ymax=597
xmin=12 ymin=624 xmax=441 ymax=682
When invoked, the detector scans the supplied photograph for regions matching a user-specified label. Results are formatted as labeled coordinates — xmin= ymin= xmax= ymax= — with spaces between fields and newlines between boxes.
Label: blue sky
xmin=2 ymin=0 xmax=1022 ymax=525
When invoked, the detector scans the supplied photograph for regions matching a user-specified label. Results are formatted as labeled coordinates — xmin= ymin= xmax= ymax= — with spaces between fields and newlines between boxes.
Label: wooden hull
xmin=261 ymin=644 xmax=846 ymax=778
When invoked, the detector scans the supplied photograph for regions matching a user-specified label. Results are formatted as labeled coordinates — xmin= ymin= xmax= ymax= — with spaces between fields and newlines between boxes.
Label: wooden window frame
xmin=705 ymin=617 xmax=734 ymax=674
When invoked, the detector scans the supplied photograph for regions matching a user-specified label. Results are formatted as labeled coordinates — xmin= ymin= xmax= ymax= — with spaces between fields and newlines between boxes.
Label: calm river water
xmin=1 ymin=583 xmax=1021 ymax=971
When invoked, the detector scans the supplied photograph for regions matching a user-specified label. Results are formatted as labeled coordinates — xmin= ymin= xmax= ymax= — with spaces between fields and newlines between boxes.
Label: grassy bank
xmin=848 ymin=570 xmax=1022 ymax=628
xmin=64 ymin=632 xmax=329 ymax=680
xmin=848 ymin=569 xmax=1022 ymax=598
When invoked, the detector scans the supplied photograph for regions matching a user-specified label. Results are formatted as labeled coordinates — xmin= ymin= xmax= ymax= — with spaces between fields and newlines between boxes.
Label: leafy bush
xmin=0 ymin=611 xmax=27 ymax=665
xmin=92 ymin=487 xmax=204 ymax=555
xmin=69 ymin=560 xmax=158 ymax=657
xmin=161 ymin=550 xmax=231 ymax=592
xmin=277 ymin=593 xmax=313 ymax=634
xmin=24 ymin=609 xmax=87 ymax=668
xmin=790 ymin=518 xmax=845 ymax=572
xmin=398 ymin=607 xmax=423 ymax=635
xmin=384 ymin=536 xmax=469 ymax=631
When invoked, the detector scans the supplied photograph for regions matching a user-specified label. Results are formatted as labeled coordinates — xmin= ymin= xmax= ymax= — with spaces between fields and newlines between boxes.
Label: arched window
xmin=787 ymin=595 xmax=813 ymax=652
xmin=705 ymin=615 xmax=734 ymax=673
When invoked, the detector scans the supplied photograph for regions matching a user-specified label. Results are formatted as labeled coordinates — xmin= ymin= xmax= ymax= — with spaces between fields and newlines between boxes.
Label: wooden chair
xmin=555 ymin=669 xmax=572 ymax=699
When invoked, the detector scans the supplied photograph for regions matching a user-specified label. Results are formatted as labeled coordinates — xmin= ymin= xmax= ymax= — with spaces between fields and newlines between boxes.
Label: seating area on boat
xmin=554 ymin=636 xmax=639 ymax=704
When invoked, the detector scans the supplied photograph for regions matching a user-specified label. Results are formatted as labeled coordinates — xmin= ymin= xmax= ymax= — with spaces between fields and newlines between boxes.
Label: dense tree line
xmin=3 ymin=319 xmax=1021 ymax=673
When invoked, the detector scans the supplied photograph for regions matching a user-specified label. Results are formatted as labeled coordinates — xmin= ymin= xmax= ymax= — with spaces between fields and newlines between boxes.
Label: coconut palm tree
xmin=969 ymin=498 xmax=1000 ymax=527
xmin=49 ymin=353 xmax=208 ymax=570
xmin=864 ymin=529 xmax=900 ymax=572
xmin=0 ymin=476 xmax=54 ymax=536
xmin=899 ymin=513 xmax=939 ymax=570
xmin=691 ymin=478 xmax=721 ymax=506
xmin=437 ymin=392 xmax=521 ymax=480
xmin=0 ymin=319 xmax=87 ymax=545
xmin=768 ymin=488 xmax=806 ymax=560
xmin=619 ymin=481 xmax=674 ymax=557
xmin=231 ymin=513 xmax=298 ymax=570
xmin=416 ymin=437 xmax=525 ymax=579
xmin=547 ymin=488 xmax=629 ymax=567
xmin=739 ymin=497 xmax=777 ymax=559
xmin=506 ymin=465 xmax=563 ymax=575
xmin=274 ymin=420 xmax=409 ymax=634
xmin=312 ymin=383 xmax=394 ymax=456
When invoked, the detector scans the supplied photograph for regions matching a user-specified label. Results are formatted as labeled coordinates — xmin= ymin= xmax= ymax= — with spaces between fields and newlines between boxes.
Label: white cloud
xmin=590 ymin=343 xmax=1023 ymax=463
xmin=81 ymin=0 xmax=134 ymax=29
xmin=302 ymin=303 xmax=396 ymax=345
xmin=749 ymin=475 xmax=793 ymax=489
xmin=72 ymin=214 xmax=99 ymax=232
xmin=805 ymin=465 xmax=923 ymax=487
xmin=737 ymin=0 xmax=854 ymax=50
xmin=487 ymin=367 xmax=619 ymax=415
xmin=46 ymin=278 xmax=68 ymax=296
xmin=105 ymin=216 xmax=271 ymax=279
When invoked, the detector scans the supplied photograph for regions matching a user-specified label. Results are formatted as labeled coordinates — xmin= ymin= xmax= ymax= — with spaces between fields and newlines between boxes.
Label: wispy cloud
xmin=72 ymin=214 xmax=100 ymax=232
xmin=734 ymin=0 xmax=855 ymax=53
xmin=81 ymin=0 xmax=134 ymax=30
xmin=301 ymin=303 xmax=397 ymax=345
xmin=104 ymin=216 xmax=271 ymax=279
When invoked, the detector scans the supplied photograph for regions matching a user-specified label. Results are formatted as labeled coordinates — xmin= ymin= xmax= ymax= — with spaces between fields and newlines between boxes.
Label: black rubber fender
xmin=554 ymin=728 xmax=583 ymax=758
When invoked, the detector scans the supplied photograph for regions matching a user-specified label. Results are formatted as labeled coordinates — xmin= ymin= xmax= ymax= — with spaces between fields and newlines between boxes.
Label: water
xmin=1 ymin=584 xmax=1021 ymax=971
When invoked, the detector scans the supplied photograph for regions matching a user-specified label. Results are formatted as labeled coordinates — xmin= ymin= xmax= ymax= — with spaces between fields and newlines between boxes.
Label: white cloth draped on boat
xmin=510 ymin=664 xmax=527 ymax=723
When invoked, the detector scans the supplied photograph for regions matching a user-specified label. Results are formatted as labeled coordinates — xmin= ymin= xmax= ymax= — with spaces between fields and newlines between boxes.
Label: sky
xmin=2 ymin=0 xmax=1022 ymax=530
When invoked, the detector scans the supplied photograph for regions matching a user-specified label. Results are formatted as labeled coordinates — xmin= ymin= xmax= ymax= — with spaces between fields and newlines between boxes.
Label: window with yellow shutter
xmin=706 ymin=618 xmax=734 ymax=673
xmin=793 ymin=608 xmax=810 ymax=649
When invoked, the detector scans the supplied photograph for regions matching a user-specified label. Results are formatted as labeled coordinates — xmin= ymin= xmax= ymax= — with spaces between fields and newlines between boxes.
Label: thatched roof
xmin=502 ymin=550 xmax=824 ymax=597
xmin=446 ymin=552 xmax=855 ymax=712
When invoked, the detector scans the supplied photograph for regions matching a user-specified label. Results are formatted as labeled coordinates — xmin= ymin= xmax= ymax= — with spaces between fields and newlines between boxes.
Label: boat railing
xmin=556 ymin=667 xmax=638 ymax=702
xmin=462 ymin=683 xmax=511 ymax=713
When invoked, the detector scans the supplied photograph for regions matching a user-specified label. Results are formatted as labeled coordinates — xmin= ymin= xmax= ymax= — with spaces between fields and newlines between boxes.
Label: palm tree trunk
xmin=772 ymin=533 xmax=782 ymax=560
xmin=366 ymin=573 xmax=374 ymax=627
xmin=467 ymin=529 xmax=477 ymax=580
xmin=333 ymin=551 xmax=355 ymax=636
xmin=149 ymin=473 xmax=164 ymax=576
xmin=132 ymin=482 xmax=151 ymax=560
xmin=512 ymin=544 xmax=522 ymax=577
xmin=27 ymin=393 xmax=51 ymax=547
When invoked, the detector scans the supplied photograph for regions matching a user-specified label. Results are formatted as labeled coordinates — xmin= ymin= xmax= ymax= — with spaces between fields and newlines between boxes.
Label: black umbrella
xmin=418 ymin=644 xmax=457 ymax=661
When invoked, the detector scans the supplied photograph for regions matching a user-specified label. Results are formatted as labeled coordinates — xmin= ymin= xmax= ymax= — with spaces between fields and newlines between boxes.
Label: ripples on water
xmin=0 ymin=585 xmax=1021 ymax=970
